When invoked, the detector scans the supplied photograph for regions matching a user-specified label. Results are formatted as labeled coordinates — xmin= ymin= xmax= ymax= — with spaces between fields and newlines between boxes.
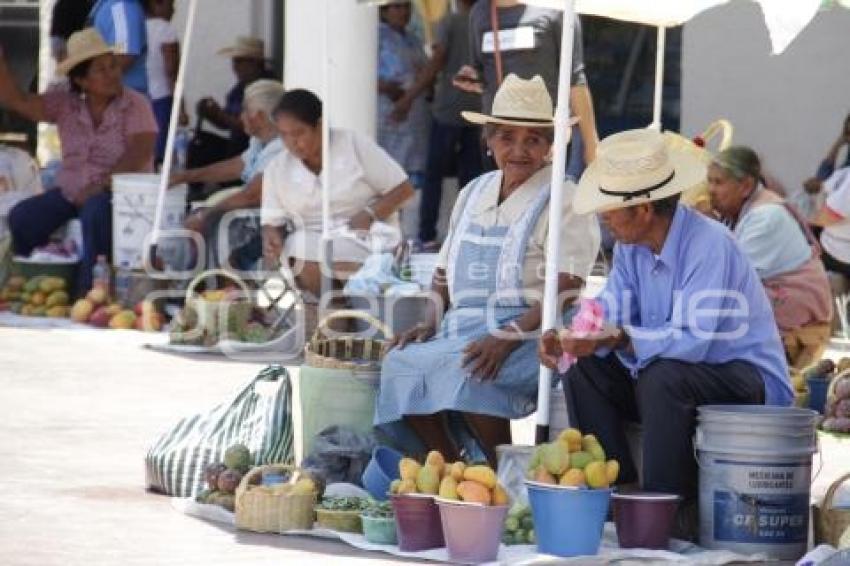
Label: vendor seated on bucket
xmin=375 ymin=75 xmax=600 ymax=467
xmin=260 ymin=88 xmax=416 ymax=298
xmin=169 ymin=80 xmax=285 ymax=271
xmin=539 ymin=129 xmax=793 ymax=541
xmin=708 ymin=146 xmax=832 ymax=371
xmin=0 ymin=29 xmax=156 ymax=294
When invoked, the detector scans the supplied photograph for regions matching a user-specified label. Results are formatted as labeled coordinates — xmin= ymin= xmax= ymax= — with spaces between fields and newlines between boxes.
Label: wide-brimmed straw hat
xmin=573 ymin=129 xmax=708 ymax=215
xmin=217 ymin=37 xmax=266 ymax=60
xmin=56 ymin=28 xmax=116 ymax=76
xmin=463 ymin=74 xmax=578 ymax=129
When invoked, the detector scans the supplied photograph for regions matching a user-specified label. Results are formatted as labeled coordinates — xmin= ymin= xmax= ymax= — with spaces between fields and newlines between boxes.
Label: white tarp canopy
xmin=525 ymin=0 xmax=823 ymax=54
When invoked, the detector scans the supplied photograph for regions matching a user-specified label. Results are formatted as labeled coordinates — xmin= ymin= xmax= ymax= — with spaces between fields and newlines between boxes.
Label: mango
xmin=542 ymin=442 xmax=570 ymax=476
xmin=31 ymin=305 xmax=46 ymax=316
xmin=416 ymin=464 xmax=441 ymax=495
xmin=559 ymin=468 xmax=586 ymax=487
xmin=463 ymin=465 xmax=497 ymax=490
xmin=569 ymin=451 xmax=593 ymax=470
xmin=425 ymin=450 xmax=445 ymax=469
xmin=389 ymin=479 xmax=402 ymax=494
xmin=528 ymin=445 xmax=544 ymax=471
xmin=557 ymin=428 xmax=583 ymax=452
xmin=20 ymin=304 xmax=34 ymax=316
xmin=46 ymin=306 xmax=68 ymax=318
xmin=6 ymin=276 xmax=25 ymax=291
xmin=457 ymin=480 xmax=492 ymax=505
xmin=39 ymin=277 xmax=64 ymax=293
xmin=493 ymin=483 xmax=509 ymax=506
xmin=105 ymin=303 xmax=122 ymax=317
xmin=397 ymin=478 xmax=417 ymax=495
xmin=582 ymin=434 xmax=600 ymax=452
xmin=86 ymin=286 xmax=108 ymax=306
xmin=30 ymin=291 xmax=46 ymax=306
xmin=109 ymin=309 xmax=137 ymax=330
xmin=399 ymin=457 xmax=421 ymax=482
xmin=605 ymin=460 xmax=620 ymax=484
xmin=449 ymin=461 xmax=466 ymax=482
xmin=587 ymin=442 xmax=606 ymax=463
xmin=438 ymin=476 xmax=459 ymax=500
xmin=46 ymin=290 xmax=69 ymax=308
xmin=292 ymin=478 xmax=316 ymax=495
xmin=585 ymin=461 xmax=609 ymax=489
xmin=532 ymin=465 xmax=556 ymax=485
xmin=23 ymin=276 xmax=43 ymax=293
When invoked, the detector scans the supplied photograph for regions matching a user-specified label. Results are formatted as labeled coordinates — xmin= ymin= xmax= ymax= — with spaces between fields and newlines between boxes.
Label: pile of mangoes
xmin=389 ymin=450 xmax=509 ymax=506
xmin=527 ymin=428 xmax=620 ymax=489
xmin=0 ymin=275 xmax=69 ymax=317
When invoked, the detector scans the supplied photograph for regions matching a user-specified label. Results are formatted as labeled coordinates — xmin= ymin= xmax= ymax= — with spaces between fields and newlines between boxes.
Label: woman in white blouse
xmin=261 ymin=89 xmax=415 ymax=296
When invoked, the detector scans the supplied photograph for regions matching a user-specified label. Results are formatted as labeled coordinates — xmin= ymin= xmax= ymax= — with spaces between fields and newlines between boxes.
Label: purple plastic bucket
xmin=526 ymin=481 xmax=612 ymax=557
xmin=437 ymin=500 xmax=508 ymax=563
xmin=391 ymin=494 xmax=445 ymax=551
xmin=361 ymin=446 xmax=403 ymax=500
xmin=613 ymin=492 xmax=680 ymax=549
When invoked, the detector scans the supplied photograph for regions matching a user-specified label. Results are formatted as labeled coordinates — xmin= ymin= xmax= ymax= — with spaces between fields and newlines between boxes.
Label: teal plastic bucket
xmin=526 ymin=482 xmax=611 ymax=557
xmin=695 ymin=405 xmax=818 ymax=561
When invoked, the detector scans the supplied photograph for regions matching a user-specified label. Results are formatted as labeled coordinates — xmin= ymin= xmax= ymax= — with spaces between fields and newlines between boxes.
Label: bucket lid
xmin=612 ymin=491 xmax=680 ymax=501
xmin=698 ymin=404 xmax=818 ymax=420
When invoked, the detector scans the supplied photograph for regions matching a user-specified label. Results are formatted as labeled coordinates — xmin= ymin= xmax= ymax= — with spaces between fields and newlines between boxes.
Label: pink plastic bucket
xmin=437 ymin=500 xmax=507 ymax=563
xmin=613 ymin=492 xmax=680 ymax=549
xmin=391 ymin=494 xmax=445 ymax=551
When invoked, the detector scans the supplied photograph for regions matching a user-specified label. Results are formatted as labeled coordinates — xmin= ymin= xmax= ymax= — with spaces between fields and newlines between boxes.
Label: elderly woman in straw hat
xmin=0 ymin=28 xmax=157 ymax=293
xmin=708 ymin=146 xmax=832 ymax=371
xmin=539 ymin=129 xmax=792 ymax=539
xmin=375 ymin=74 xmax=600 ymax=465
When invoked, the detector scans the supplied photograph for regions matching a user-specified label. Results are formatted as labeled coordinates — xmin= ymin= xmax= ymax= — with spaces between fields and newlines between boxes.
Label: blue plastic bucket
xmin=526 ymin=482 xmax=612 ymax=557
xmin=362 ymin=446 xmax=403 ymax=500
xmin=696 ymin=405 xmax=818 ymax=561
xmin=807 ymin=378 xmax=829 ymax=414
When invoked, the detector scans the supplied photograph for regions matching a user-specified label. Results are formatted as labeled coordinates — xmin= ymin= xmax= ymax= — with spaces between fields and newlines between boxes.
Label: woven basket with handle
xmin=235 ymin=464 xmax=316 ymax=533
xmin=814 ymin=472 xmax=850 ymax=548
xmin=304 ymin=310 xmax=392 ymax=371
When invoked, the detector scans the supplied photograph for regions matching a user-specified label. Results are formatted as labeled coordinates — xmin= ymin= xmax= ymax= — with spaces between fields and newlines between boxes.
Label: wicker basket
xmin=304 ymin=310 xmax=392 ymax=372
xmin=814 ymin=472 xmax=850 ymax=548
xmin=668 ymin=119 xmax=734 ymax=213
xmin=235 ymin=464 xmax=316 ymax=533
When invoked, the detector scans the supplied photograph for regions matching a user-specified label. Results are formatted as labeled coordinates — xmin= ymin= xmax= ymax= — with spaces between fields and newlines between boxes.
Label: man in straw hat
xmin=196 ymin=37 xmax=273 ymax=159
xmin=539 ymin=129 xmax=792 ymax=539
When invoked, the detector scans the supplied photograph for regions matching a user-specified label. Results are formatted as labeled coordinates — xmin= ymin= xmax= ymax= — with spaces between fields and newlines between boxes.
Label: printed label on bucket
xmin=713 ymin=491 xmax=808 ymax=543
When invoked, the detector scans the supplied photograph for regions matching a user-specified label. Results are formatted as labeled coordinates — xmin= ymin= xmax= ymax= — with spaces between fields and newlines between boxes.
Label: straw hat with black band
xmin=56 ymin=28 xmax=116 ymax=77
xmin=573 ymin=129 xmax=708 ymax=215
xmin=217 ymin=37 xmax=266 ymax=60
xmin=462 ymin=73 xmax=578 ymax=129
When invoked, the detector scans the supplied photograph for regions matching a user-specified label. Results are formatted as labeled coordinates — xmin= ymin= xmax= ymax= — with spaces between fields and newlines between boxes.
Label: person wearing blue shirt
xmin=89 ymin=0 xmax=149 ymax=94
xmin=540 ymin=129 xmax=791 ymax=542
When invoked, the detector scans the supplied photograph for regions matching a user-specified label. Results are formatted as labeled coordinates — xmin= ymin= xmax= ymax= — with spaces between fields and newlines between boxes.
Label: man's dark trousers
xmin=562 ymin=354 xmax=765 ymax=502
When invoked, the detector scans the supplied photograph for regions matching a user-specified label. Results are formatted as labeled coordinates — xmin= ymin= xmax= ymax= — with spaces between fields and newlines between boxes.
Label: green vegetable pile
xmin=502 ymin=503 xmax=535 ymax=545
xmin=361 ymin=500 xmax=394 ymax=519
xmin=317 ymin=497 xmax=370 ymax=512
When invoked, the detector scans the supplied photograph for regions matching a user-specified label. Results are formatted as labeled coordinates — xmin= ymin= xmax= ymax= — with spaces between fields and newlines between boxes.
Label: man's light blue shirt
xmin=240 ymin=136 xmax=283 ymax=185
xmin=90 ymin=0 xmax=148 ymax=94
xmin=600 ymin=205 xmax=793 ymax=406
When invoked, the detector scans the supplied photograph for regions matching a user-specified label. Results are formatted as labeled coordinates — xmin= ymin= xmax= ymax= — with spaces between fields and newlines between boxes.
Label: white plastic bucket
xmin=695 ymin=405 xmax=818 ymax=561
xmin=409 ymin=253 xmax=439 ymax=288
xmin=112 ymin=174 xmax=187 ymax=269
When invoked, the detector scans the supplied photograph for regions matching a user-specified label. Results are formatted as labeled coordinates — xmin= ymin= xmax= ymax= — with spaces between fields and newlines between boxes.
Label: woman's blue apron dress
xmin=375 ymin=171 xmax=551 ymax=429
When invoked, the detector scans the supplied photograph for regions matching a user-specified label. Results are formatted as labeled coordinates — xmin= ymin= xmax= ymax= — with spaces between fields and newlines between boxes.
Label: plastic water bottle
xmin=92 ymin=255 xmax=111 ymax=295
xmin=173 ymin=126 xmax=190 ymax=172
xmin=115 ymin=267 xmax=132 ymax=307
xmin=399 ymin=239 xmax=414 ymax=282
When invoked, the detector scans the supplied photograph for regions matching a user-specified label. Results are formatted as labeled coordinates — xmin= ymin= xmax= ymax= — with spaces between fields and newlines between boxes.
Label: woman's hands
xmin=463 ymin=333 xmax=518 ymax=381
xmin=349 ymin=210 xmax=374 ymax=232
xmin=262 ymin=224 xmax=285 ymax=268
xmin=385 ymin=322 xmax=436 ymax=352
xmin=183 ymin=208 xmax=209 ymax=234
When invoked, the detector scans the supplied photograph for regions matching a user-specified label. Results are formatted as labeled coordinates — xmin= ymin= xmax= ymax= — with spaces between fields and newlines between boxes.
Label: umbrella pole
xmin=536 ymin=0 xmax=576 ymax=445
xmin=150 ymin=0 xmax=199 ymax=249
xmin=320 ymin=0 xmax=333 ymax=301
xmin=650 ymin=25 xmax=666 ymax=130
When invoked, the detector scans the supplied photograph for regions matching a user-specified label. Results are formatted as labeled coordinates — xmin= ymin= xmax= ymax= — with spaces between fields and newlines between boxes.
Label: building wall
xmin=682 ymin=3 xmax=850 ymax=197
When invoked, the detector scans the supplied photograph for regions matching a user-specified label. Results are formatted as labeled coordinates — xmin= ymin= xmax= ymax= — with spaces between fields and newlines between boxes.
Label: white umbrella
xmin=531 ymin=0 xmax=822 ymax=441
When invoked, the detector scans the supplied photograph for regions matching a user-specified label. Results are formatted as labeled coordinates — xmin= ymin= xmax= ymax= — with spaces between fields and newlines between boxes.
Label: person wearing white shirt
xmin=812 ymin=165 xmax=850 ymax=278
xmin=261 ymin=89 xmax=415 ymax=297
xmin=143 ymin=0 xmax=182 ymax=162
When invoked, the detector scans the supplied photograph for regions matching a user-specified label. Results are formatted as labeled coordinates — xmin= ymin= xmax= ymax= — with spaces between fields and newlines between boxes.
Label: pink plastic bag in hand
xmin=557 ymin=298 xmax=605 ymax=373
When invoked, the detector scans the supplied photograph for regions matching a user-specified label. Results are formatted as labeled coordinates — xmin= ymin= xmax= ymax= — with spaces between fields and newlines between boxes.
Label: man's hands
xmin=803 ymin=177 xmax=824 ymax=195
xmin=538 ymin=326 xmax=629 ymax=371
xmin=197 ymin=97 xmax=224 ymax=122
xmin=452 ymin=65 xmax=484 ymax=94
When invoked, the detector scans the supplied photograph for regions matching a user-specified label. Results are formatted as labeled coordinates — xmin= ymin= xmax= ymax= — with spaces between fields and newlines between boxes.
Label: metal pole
xmin=536 ymin=0 xmax=575 ymax=445
xmin=151 ymin=0 xmax=198 ymax=244
xmin=650 ymin=25 xmax=666 ymax=130
xmin=320 ymin=0 xmax=333 ymax=300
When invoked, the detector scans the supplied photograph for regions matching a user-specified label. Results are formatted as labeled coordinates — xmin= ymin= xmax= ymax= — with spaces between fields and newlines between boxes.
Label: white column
xmin=284 ymin=1 xmax=378 ymax=138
